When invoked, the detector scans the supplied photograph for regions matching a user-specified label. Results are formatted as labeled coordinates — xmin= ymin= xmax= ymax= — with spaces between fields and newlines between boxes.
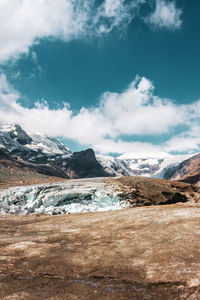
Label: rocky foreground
xmin=0 ymin=177 xmax=200 ymax=300
xmin=0 ymin=204 xmax=200 ymax=299
xmin=0 ymin=177 xmax=200 ymax=299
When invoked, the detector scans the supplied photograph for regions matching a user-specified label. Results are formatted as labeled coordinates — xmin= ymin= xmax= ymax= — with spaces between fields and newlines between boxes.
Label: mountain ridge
xmin=0 ymin=123 xmax=198 ymax=182
xmin=0 ymin=124 xmax=109 ymax=180
xmin=96 ymin=153 xmax=195 ymax=178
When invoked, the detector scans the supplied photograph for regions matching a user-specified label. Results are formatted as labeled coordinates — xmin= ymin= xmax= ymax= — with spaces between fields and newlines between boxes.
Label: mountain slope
xmin=0 ymin=124 xmax=198 ymax=182
xmin=0 ymin=148 xmax=66 ymax=189
xmin=97 ymin=153 xmax=194 ymax=178
xmin=0 ymin=124 xmax=71 ymax=158
xmin=96 ymin=155 xmax=131 ymax=176
xmin=0 ymin=124 xmax=109 ymax=180
xmin=163 ymin=153 xmax=200 ymax=185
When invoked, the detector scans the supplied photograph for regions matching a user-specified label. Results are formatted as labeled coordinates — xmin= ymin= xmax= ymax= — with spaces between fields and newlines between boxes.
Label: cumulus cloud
xmin=0 ymin=73 xmax=199 ymax=155
xmin=146 ymin=0 xmax=182 ymax=30
xmin=99 ymin=76 xmax=186 ymax=137
xmin=0 ymin=0 xmax=145 ymax=63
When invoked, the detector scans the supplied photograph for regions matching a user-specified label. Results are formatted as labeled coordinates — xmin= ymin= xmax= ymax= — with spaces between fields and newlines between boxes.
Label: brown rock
xmin=110 ymin=176 xmax=198 ymax=206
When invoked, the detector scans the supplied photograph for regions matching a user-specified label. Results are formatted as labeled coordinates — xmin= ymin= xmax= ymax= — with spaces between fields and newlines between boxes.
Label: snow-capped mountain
xmin=0 ymin=123 xmax=197 ymax=180
xmin=0 ymin=124 xmax=108 ymax=179
xmin=0 ymin=124 xmax=71 ymax=157
xmin=97 ymin=153 xmax=195 ymax=178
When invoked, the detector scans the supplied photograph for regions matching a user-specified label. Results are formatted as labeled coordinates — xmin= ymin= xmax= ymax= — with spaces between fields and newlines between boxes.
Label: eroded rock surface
xmin=0 ymin=205 xmax=200 ymax=299
xmin=110 ymin=176 xmax=199 ymax=206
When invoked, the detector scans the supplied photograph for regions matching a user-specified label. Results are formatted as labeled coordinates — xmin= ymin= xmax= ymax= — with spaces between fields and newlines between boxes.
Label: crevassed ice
xmin=0 ymin=183 xmax=126 ymax=215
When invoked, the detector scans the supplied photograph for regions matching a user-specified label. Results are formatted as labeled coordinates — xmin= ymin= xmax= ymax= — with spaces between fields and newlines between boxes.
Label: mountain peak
xmin=0 ymin=123 xmax=71 ymax=156
xmin=9 ymin=124 xmax=33 ymax=145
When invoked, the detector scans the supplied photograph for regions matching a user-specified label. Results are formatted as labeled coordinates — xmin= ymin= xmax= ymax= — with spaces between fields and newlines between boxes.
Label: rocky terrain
xmin=0 ymin=203 xmax=200 ymax=299
xmin=111 ymin=176 xmax=199 ymax=206
xmin=0 ymin=175 xmax=199 ymax=299
xmin=163 ymin=153 xmax=200 ymax=185
xmin=0 ymin=148 xmax=69 ymax=189
xmin=1 ymin=177 xmax=199 ymax=215
xmin=1 ymin=124 xmax=200 ymax=299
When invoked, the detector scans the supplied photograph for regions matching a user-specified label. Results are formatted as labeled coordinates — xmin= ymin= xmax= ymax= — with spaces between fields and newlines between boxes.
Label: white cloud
xmin=146 ymin=0 xmax=182 ymax=30
xmin=0 ymin=0 xmax=144 ymax=64
xmin=165 ymin=136 xmax=200 ymax=153
xmin=164 ymin=121 xmax=200 ymax=153
xmin=93 ymin=139 xmax=167 ymax=157
xmin=0 ymin=0 xmax=89 ymax=63
xmin=94 ymin=0 xmax=145 ymax=34
xmin=98 ymin=76 xmax=185 ymax=136
xmin=0 ymin=73 xmax=199 ymax=155
xmin=0 ymin=0 xmax=184 ymax=63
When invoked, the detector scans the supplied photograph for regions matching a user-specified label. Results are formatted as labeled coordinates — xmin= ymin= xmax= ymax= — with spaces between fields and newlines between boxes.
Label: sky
xmin=0 ymin=0 xmax=200 ymax=157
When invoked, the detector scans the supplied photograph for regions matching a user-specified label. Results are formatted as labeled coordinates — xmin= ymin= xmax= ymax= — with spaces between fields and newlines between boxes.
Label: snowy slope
xmin=96 ymin=155 xmax=132 ymax=176
xmin=25 ymin=133 xmax=70 ymax=155
xmin=0 ymin=124 xmax=196 ymax=180
xmin=152 ymin=154 xmax=196 ymax=178
xmin=0 ymin=124 xmax=108 ymax=179
xmin=0 ymin=124 xmax=71 ymax=157
xmin=97 ymin=153 xmax=196 ymax=178
xmin=118 ymin=152 xmax=170 ymax=160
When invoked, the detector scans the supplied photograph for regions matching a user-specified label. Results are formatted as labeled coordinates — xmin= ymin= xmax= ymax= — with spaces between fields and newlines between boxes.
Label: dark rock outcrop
xmin=179 ymin=173 xmax=200 ymax=185
xmin=0 ymin=146 xmax=109 ymax=182
xmin=64 ymin=148 xmax=109 ymax=178
xmin=9 ymin=124 xmax=32 ymax=145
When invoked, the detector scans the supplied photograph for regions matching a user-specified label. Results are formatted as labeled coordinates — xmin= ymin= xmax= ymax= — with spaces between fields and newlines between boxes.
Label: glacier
xmin=97 ymin=153 xmax=195 ymax=178
xmin=0 ymin=179 xmax=127 ymax=215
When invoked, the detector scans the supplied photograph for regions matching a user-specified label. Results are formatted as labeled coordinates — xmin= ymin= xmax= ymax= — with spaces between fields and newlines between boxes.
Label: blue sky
xmin=0 ymin=0 xmax=200 ymax=156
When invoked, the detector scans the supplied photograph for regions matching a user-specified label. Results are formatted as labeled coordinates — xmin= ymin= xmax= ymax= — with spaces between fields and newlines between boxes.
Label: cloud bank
xmin=0 ymin=0 xmax=145 ymax=63
xmin=146 ymin=0 xmax=182 ymax=30
xmin=0 ymin=0 xmax=183 ymax=64
xmin=0 ymin=73 xmax=199 ymax=155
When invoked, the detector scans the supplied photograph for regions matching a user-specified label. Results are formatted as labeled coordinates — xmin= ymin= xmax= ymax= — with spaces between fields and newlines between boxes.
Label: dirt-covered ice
xmin=0 ymin=178 xmax=126 ymax=215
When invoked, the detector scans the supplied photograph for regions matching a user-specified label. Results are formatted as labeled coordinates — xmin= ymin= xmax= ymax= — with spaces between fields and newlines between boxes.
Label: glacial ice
xmin=0 ymin=181 xmax=126 ymax=215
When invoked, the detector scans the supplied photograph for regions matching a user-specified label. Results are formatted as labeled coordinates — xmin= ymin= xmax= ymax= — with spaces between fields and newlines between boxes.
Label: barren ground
xmin=0 ymin=167 xmax=66 ymax=190
xmin=0 ymin=203 xmax=200 ymax=299
xmin=0 ymin=176 xmax=200 ymax=299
